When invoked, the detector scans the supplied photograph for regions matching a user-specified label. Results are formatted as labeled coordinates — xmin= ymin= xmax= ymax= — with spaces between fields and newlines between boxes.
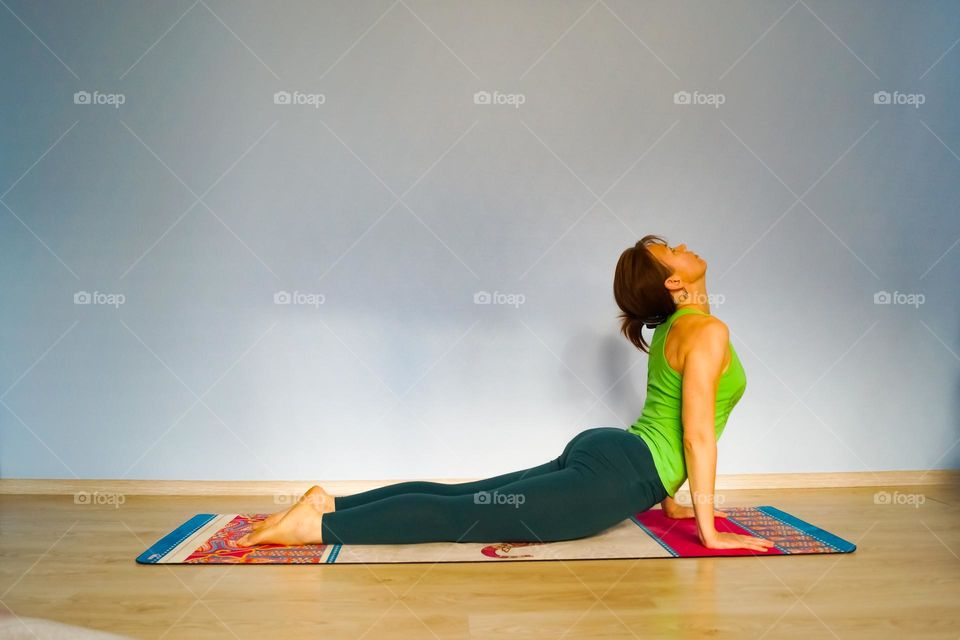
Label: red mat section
xmin=633 ymin=506 xmax=855 ymax=557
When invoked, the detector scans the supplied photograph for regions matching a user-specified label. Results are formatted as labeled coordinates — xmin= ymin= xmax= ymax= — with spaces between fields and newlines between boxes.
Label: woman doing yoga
xmin=237 ymin=235 xmax=774 ymax=552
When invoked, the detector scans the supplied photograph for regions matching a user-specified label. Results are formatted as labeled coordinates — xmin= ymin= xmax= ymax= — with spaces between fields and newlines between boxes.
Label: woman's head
xmin=613 ymin=235 xmax=707 ymax=352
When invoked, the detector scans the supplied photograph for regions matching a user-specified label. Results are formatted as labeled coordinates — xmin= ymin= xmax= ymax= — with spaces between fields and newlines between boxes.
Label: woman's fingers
xmin=709 ymin=533 xmax=776 ymax=552
xmin=745 ymin=535 xmax=775 ymax=551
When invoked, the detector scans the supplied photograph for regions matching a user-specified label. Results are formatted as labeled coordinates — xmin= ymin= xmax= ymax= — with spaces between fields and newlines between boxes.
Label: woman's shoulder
xmin=672 ymin=311 xmax=728 ymax=336
xmin=671 ymin=312 xmax=729 ymax=355
xmin=663 ymin=311 xmax=731 ymax=376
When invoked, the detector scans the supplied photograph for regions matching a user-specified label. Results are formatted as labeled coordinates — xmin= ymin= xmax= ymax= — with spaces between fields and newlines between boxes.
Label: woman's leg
xmin=319 ymin=464 xmax=635 ymax=544
xmin=333 ymin=458 xmax=561 ymax=511
xmin=332 ymin=427 xmax=602 ymax=511
xmin=253 ymin=431 xmax=594 ymax=531
xmin=239 ymin=427 xmax=665 ymax=547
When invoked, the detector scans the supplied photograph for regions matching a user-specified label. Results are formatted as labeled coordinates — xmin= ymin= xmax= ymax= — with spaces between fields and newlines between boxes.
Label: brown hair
xmin=613 ymin=235 xmax=676 ymax=353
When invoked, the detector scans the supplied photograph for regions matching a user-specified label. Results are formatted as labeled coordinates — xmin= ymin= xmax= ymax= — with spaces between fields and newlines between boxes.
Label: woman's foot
xmin=252 ymin=485 xmax=334 ymax=531
xmin=237 ymin=500 xmax=325 ymax=547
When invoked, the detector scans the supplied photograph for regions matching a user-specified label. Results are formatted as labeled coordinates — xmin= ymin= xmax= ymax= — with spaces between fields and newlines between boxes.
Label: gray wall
xmin=2 ymin=0 xmax=958 ymax=481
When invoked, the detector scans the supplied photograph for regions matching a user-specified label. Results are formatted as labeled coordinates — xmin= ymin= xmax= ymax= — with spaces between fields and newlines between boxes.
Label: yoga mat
xmin=136 ymin=506 xmax=856 ymax=564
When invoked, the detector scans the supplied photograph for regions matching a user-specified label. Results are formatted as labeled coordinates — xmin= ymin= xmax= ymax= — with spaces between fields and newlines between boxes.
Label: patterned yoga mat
xmin=136 ymin=506 xmax=856 ymax=564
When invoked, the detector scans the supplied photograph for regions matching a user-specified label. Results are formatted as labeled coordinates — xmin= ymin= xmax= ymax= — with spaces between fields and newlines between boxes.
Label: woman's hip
xmin=560 ymin=427 xmax=668 ymax=501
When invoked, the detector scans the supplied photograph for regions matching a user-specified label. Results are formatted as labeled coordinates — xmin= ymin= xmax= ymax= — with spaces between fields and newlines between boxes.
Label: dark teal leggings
xmin=320 ymin=427 xmax=669 ymax=544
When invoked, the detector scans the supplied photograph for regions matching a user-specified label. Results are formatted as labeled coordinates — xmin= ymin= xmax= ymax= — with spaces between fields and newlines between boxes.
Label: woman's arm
xmin=679 ymin=320 xmax=726 ymax=543
xmin=680 ymin=320 xmax=772 ymax=552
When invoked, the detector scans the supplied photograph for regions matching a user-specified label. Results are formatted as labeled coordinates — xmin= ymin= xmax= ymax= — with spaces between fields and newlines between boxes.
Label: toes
xmin=237 ymin=527 xmax=270 ymax=547
xmin=239 ymin=521 xmax=286 ymax=546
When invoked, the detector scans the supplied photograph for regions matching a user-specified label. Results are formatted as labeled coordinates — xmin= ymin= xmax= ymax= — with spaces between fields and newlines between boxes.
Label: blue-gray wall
xmin=2 ymin=0 xmax=958 ymax=481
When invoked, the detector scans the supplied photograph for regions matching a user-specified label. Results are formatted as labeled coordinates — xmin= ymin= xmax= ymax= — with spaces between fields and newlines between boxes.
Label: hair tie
xmin=643 ymin=315 xmax=667 ymax=329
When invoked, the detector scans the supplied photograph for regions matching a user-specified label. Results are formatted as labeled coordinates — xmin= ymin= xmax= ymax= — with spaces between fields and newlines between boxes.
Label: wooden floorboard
xmin=1 ymin=483 xmax=958 ymax=639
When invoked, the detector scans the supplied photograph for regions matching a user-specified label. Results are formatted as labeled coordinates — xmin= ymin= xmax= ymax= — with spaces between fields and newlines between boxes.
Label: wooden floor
xmin=1 ymin=483 xmax=958 ymax=639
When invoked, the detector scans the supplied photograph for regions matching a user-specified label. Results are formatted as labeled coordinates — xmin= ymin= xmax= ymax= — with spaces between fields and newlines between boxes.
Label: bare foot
xmin=253 ymin=485 xmax=334 ymax=531
xmin=237 ymin=500 xmax=325 ymax=547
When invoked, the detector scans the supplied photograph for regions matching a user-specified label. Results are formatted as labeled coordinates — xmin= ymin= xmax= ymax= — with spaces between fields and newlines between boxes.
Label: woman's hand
xmin=663 ymin=504 xmax=727 ymax=519
xmin=700 ymin=531 xmax=776 ymax=552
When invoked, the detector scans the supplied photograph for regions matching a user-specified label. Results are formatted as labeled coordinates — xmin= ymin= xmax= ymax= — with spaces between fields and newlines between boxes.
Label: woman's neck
xmin=676 ymin=281 xmax=711 ymax=314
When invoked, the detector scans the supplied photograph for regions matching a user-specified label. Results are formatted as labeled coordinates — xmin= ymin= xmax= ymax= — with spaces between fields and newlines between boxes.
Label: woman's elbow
xmin=682 ymin=435 xmax=715 ymax=452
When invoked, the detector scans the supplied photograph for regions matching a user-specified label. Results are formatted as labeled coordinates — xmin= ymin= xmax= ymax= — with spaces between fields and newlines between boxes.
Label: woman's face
xmin=649 ymin=242 xmax=707 ymax=282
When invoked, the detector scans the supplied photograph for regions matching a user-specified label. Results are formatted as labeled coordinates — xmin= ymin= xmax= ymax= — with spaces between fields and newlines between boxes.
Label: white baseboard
xmin=1 ymin=470 xmax=956 ymax=496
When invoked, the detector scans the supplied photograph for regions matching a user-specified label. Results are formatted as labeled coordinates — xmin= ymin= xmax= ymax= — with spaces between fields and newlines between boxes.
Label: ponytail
xmin=613 ymin=236 xmax=676 ymax=354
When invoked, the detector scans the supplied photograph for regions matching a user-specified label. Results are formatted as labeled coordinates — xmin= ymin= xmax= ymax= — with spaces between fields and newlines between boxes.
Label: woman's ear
xmin=664 ymin=274 xmax=684 ymax=294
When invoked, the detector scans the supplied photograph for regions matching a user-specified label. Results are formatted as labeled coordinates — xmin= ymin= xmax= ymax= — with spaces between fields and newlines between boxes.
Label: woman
xmin=238 ymin=236 xmax=773 ymax=552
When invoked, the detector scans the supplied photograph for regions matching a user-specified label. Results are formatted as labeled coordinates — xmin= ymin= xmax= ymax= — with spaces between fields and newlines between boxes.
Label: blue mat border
xmin=326 ymin=544 xmax=342 ymax=563
xmin=136 ymin=514 xmax=218 ymax=564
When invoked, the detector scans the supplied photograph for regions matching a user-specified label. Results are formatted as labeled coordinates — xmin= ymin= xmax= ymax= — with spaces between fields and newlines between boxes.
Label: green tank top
xmin=627 ymin=307 xmax=747 ymax=497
